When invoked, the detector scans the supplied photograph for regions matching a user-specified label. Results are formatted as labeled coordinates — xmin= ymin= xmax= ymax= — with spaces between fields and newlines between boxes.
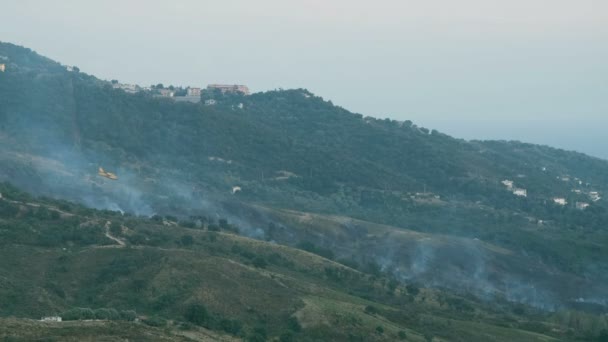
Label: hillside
xmin=1 ymin=41 xmax=608 ymax=340
xmin=2 ymin=182 xmax=608 ymax=341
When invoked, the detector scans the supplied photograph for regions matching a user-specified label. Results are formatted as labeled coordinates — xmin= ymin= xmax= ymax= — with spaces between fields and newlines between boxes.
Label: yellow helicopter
xmin=98 ymin=167 xmax=118 ymax=180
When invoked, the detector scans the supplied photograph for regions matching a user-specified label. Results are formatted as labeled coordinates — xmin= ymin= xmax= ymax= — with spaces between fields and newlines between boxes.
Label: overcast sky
xmin=2 ymin=0 xmax=607 ymax=158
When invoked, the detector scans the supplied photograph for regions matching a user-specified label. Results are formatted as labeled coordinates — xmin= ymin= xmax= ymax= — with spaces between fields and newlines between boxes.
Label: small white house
xmin=41 ymin=316 xmax=62 ymax=322
xmin=576 ymin=202 xmax=590 ymax=210
xmin=589 ymin=192 xmax=601 ymax=202
xmin=513 ymin=188 xmax=527 ymax=197
xmin=205 ymin=99 xmax=217 ymax=106
xmin=553 ymin=198 xmax=567 ymax=206
xmin=501 ymin=180 xmax=514 ymax=189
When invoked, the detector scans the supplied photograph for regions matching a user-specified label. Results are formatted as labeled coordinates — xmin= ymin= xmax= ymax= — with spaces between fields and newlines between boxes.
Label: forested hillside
xmin=1 ymin=41 xmax=608 ymax=332
xmin=2 ymin=182 xmax=608 ymax=341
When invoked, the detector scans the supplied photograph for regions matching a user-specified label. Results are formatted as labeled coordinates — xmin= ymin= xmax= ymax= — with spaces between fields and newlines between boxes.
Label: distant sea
xmin=417 ymin=118 xmax=607 ymax=160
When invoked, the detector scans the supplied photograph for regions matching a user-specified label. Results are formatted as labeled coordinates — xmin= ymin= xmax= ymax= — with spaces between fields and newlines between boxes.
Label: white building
xmin=204 ymin=99 xmax=217 ymax=106
xmin=589 ymin=191 xmax=601 ymax=202
xmin=158 ymin=89 xmax=174 ymax=97
xmin=207 ymin=84 xmax=250 ymax=95
xmin=0 ymin=63 xmax=5 ymax=72
xmin=41 ymin=316 xmax=62 ymax=322
xmin=576 ymin=202 xmax=590 ymax=210
xmin=501 ymin=180 xmax=514 ymax=189
xmin=513 ymin=188 xmax=527 ymax=197
xmin=187 ymin=87 xmax=201 ymax=97
xmin=113 ymin=83 xmax=139 ymax=93
xmin=553 ymin=198 xmax=567 ymax=206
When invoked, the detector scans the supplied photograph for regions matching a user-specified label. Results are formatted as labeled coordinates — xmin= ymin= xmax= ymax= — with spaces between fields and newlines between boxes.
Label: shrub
xmin=252 ymin=256 xmax=268 ymax=268
xmin=287 ymin=316 xmax=301 ymax=332
xmin=279 ymin=331 xmax=295 ymax=342
xmin=364 ymin=305 xmax=378 ymax=315
xmin=406 ymin=284 xmax=420 ymax=296
xmin=180 ymin=234 xmax=194 ymax=246
xmin=109 ymin=222 xmax=122 ymax=236
xmin=94 ymin=308 xmax=119 ymax=320
xmin=120 ymin=310 xmax=137 ymax=321
xmin=61 ymin=307 xmax=95 ymax=320
xmin=219 ymin=318 xmax=243 ymax=335
xmin=143 ymin=316 xmax=166 ymax=327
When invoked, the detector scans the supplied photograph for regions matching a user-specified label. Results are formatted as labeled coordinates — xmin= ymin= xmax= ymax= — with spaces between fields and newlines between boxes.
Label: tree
xmin=279 ymin=332 xmax=294 ymax=342
xmin=364 ymin=305 xmax=378 ymax=315
xmin=247 ymin=334 xmax=266 ymax=342
xmin=110 ymin=222 xmax=122 ymax=236
xmin=219 ymin=218 xmax=229 ymax=229
xmin=180 ymin=234 xmax=194 ymax=246
xmin=287 ymin=316 xmax=301 ymax=332
xmin=184 ymin=303 xmax=210 ymax=326
xmin=219 ymin=318 xmax=243 ymax=335
xmin=252 ymin=256 xmax=268 ymax=268
xmin=406 ymin=284 xmax=420 ymax=296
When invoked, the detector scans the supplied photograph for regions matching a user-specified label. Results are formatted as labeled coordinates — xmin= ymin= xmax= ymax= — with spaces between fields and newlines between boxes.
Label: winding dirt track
xmin=103 ymin=221 xmax=126 ymax=247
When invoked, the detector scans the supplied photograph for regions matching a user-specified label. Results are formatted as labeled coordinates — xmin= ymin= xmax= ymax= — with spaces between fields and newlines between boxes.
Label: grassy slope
xmin=0 ymin=187 xmax=572 ymax=341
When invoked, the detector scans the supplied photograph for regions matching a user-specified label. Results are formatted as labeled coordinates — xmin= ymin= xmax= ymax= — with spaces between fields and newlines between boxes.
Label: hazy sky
xmin=2 ymin=0 xmax=607 ymax=158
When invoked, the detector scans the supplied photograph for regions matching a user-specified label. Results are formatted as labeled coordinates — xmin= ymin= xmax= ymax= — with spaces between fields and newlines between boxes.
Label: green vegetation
xmin=0 ymin=184 xmax=607 ymax=340
xmin=1 ymin=41 xmax=608 ymax=340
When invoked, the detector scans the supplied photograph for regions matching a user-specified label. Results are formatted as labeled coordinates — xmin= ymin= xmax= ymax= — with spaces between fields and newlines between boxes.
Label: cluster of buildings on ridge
xmin=111 ymin=81 xmax=250 ymax=106
xmin=501 ymin=171 xmax=602 ymax=211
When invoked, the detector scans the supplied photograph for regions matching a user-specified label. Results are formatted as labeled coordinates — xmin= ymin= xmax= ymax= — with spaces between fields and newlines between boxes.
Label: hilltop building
xmin=207 ymin=84 xmax=250 ymax=95
xmin=158 ymin=89 xmax=174 ymax=97
xmin=187 ymin=87 xmax=201 ymax=97
xmin=0 ymin=63 xmax=5 ymax=72
xmin=112 ymin=83 xmax=139 ymax=94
